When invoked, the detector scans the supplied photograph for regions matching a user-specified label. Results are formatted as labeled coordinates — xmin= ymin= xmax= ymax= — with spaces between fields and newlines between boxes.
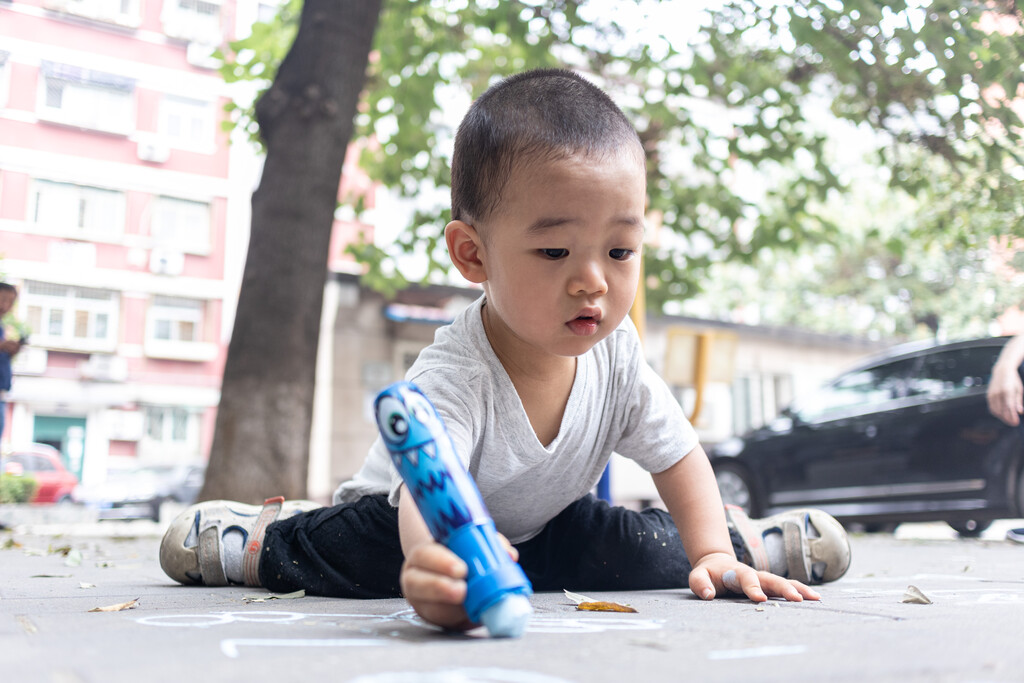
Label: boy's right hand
xmin=400 ymin=541 xmax=475 ymax=631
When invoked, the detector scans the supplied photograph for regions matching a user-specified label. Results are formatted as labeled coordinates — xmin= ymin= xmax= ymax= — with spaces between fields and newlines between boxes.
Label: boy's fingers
xmin=497 ymin=533 xmax=519 ymax=562
xmin=407 ymin=543 xmax=468 ymax=579
xmin=401 ymin=564 xmax=467 ymax=604
xmin=754 ymin=571 xmax=821 ymax=602
xmin=736 ymin=567 xmax=769 ymax=602
xmin=687 ymin=566 xmax=716 ymax=600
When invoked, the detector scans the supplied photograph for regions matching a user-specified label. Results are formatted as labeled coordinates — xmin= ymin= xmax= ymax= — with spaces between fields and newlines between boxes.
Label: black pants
xmin=260 ymin=493 xmax=746 ymax=598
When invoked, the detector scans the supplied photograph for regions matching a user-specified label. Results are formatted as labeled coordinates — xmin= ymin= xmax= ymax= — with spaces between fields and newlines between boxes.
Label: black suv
xmin=710 ymin=336 xmax=1023 ymax=536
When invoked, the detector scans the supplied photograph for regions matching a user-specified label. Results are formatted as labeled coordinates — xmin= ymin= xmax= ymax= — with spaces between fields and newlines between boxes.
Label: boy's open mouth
xmin=567 ymin=312 xmax=601 ymax=336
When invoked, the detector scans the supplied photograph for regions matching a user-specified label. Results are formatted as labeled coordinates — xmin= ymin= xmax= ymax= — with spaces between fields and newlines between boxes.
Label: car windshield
xmin=791 ymin=358 xmax=916 ymax=423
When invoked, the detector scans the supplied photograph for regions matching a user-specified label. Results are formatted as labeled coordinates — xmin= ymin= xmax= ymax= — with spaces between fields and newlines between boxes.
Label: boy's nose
xmin=569 ymin=261 xmax=608 ymax=296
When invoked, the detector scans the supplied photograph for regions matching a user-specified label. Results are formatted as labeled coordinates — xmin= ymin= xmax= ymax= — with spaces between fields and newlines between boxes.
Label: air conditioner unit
xmin=137 ymin=140 xmax=170 ymax=163
xmin=150 ymin=249 xmax=185 ymax=276
xmin=79 ymin=355 xmax=128 ymax=382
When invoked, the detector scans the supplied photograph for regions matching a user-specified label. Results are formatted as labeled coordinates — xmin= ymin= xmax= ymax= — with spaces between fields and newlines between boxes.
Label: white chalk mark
xmin=136 ymin=608 xmax=662 ymax=636
xmin=707 ymin=645 xmax=808 ymax=660
xmin=525 ymin=614 xmax=663 ymax=634
xmin=221 ymin=637 xmax=388 ymax=658
xmin=347 ymin=668 xmax=575 ymax=683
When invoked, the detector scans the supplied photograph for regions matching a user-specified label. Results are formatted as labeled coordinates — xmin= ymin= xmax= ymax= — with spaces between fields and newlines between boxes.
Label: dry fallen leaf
xmin=79 ymin=582 xmax=96 ymax=589
xmin=563 ymin=589 xmax=637 ymax=613
xmin=577 ymin=601 xmax=638 ymax=613
xmin=89 ymin=598 xmax=139 ymax=613
xmin=901 ymin=585 xmax=932 ymax=605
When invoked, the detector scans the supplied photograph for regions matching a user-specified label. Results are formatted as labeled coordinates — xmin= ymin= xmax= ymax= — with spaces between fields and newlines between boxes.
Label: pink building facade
xmin=0 ymin=0 xmax=372 ymax=487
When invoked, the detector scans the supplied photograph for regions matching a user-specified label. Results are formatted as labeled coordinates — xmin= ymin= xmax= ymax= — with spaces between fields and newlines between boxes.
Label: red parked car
xmin=1 ymin=444 xmax=79 ymax=504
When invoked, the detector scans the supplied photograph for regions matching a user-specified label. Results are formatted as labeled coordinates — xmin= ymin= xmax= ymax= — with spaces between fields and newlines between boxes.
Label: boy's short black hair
xmin=450 ymin=68 xmax=643 ymax=225
xmin=0 ymin=283 xmax=17 ymax=296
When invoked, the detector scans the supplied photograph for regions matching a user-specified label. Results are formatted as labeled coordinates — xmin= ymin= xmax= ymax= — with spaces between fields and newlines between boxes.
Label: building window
xmin=162 ymin=0 xmax=222 ymax=43
xmin=31 ymin=180 xmax=125 ymax=240
xmin=143 ymin=406 xmax=193 ymax=444
xmin=22 ymin=281 xmax=119 ymax=352
xmin=59 ymin=0 xmax=142 ymax=27
xmin=143 ymin=296 xmax=217 ymax=361
xmin=151 ymin=196 xmax=210 ymax=253
xmin=148 ymin=296 xmax=202 ymax=344
xmin=159 ymin=96 xmax=214 ymax=150
xmin=38 ymin=63 xmax=134 ymax=135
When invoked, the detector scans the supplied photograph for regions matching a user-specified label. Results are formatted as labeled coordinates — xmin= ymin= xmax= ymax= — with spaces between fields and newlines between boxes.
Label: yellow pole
xmin=630 ymin=258 xmax=646 ymax=344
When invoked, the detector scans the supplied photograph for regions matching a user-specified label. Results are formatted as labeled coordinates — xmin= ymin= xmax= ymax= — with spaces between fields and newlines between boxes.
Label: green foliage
xmin=2 ymin=313 xmax=31 ymax=342
xmin=0 ymin=474 xmax=37 ymax=504
xmin=219 ymin=0 xmax=1024 ymax=326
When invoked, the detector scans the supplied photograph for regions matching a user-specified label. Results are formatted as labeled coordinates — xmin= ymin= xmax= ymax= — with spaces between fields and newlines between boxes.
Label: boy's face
xmin=471 ymin=147 xmax=646 ymax=362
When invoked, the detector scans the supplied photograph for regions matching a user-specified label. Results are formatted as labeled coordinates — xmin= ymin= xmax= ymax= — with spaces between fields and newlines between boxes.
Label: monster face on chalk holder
xmin=375 ymin=383 xmax=444 ymax=460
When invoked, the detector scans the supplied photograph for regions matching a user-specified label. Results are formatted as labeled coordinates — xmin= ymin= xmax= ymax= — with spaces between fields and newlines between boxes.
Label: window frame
xmin=158 ymin=95 xmax=216 ymax=152
xmin=29 ymin=179 xmax=127 ymax=242
xmin=21 ymin=281 xmax=119 ymax=353
xmin=150 ymin=195 xmax=212 ymax=254
xmin=37 ymin=64 xmax=135 ymax=135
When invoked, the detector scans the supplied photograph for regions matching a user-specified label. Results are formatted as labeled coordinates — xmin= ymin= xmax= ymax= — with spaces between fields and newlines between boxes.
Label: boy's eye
xmin=540 ymin=248 xmax=569 ymax=259
xmin=609 ymin=248 xmax=635 ymax=261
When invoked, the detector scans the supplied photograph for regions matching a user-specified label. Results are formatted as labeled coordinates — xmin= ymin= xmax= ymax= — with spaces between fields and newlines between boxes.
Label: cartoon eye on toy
xmin=377 ymin=395 xmax=409 ymax=445
xmin=405 ymin=389 xmax=441 ymax=433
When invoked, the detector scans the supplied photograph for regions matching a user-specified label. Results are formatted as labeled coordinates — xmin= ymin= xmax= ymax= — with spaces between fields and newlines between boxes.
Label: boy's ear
xmin=445 ymin=220 xmax=487 ymax=284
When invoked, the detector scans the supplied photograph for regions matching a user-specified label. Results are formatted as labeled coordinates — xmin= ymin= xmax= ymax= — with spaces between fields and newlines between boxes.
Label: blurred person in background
xmin=0 ymin=283 xmax=25 ymax=446
xmin=987 ymin=334 xmax=1024 ymax=543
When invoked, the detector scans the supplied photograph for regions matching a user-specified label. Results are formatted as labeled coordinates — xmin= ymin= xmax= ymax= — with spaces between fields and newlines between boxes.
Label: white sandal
xmin=160 ymin=497 xmax=321 ymax=586
xmin=726 ymin=505 xmax=851 ymax=584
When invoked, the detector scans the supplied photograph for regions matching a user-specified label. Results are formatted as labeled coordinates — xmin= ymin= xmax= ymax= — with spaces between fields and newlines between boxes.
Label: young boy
xmin=161 ymin=69 xmax=850 ymax=630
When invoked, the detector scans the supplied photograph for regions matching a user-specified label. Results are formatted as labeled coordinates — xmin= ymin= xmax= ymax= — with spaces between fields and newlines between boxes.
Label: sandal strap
xmin=198 ymin=525 xmax=228 ymax=586
xmin=725 ymin=505 xmax=771 ymax=572
xmin=782 ymin=519 xmax=812 ymax=583
xmin=242 ymin=496 xmax=285 ymax=586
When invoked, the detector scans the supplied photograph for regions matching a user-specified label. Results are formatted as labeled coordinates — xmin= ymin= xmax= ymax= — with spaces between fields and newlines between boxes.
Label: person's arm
xmin=988 ymin=335 xmax=1024 ymax=427
xmin=652 ymin=445 xmax=818 ymax=603
xmin=397 ymin=486 xmax=475 ymax=630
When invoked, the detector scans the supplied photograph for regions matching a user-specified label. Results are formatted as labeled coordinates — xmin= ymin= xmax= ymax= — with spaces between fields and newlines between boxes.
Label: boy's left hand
xmin=688 ymin=552 xmax=820 ymax=602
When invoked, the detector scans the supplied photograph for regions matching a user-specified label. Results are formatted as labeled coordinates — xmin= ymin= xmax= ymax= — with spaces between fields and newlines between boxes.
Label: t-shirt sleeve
xmin=614 ymin=345 xmax=699 ymax=474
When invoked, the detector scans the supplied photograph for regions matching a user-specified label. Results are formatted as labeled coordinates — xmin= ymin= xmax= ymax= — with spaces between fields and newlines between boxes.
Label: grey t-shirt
xmin=334 ymin=295 xmax=698 ymax=543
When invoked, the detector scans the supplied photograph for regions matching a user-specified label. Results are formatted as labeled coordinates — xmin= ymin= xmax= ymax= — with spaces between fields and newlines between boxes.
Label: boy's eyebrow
xmin=526 ymin=215 xmax=644 ymax=235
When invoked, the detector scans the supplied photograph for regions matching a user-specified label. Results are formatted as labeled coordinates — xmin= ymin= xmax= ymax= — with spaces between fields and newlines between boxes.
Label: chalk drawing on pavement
xmin=347 ymin=668 xmax=576 ymax=683
xmin=136 ymin=608 xmax=663 ymax=635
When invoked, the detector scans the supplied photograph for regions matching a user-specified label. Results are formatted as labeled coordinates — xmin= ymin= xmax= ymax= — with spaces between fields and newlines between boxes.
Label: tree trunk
xmin=200 ymin=0 xmax=382 ymax=503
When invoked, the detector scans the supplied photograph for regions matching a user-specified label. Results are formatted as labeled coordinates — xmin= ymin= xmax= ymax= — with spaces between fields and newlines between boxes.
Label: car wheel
xmin=714 ymin=462 xmax=760 ymax=517
xmin=149 ymin=499 xmax=165 ymax=523
xmin=947 ymin=519 xmax=992 ymax=537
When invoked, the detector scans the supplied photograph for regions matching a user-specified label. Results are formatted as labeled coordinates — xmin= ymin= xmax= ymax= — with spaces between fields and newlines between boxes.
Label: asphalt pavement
xmin=2 ymin=505 xmax=1024 ymax=683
